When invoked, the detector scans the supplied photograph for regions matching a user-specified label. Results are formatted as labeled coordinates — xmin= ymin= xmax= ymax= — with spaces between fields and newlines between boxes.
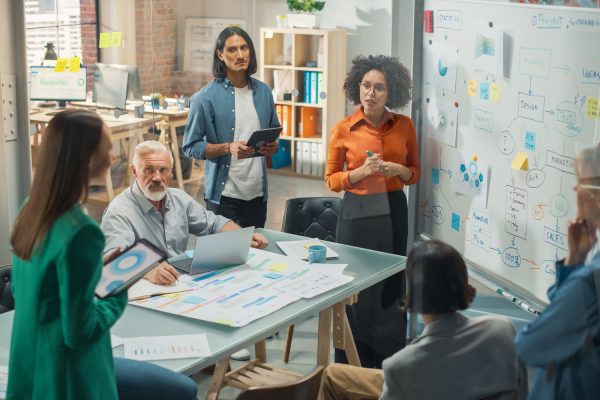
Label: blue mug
xmin=308 ymin=245 xmax=327 ymax=264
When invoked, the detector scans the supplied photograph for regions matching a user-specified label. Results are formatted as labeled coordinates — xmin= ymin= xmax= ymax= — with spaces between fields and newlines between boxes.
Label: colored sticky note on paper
xmin=99 ymin=32 xmax=111 ymax=48
xmin=587 ymin=96 xmax=599 ymax=119
xmin=268 ymin=262 xmax=288 ymax=272
xmin=511 ymin=152 xmax=528 ymax=170
xmin=451 ymin=213 xmax=460 ymax=231
xmin=68 ymin=56 xmax=81 ymax=72
xmin=264 ymin=272 xmax=283 ymax=279
xmin=479 ymin=82 xmax=489 ymax=100
xmin=490 ymin=83 xmax=500 ymax=102
xmin=54 ymin=58 xmax=68 ymax=72
xmin=183 ymin=296 xmax=206 ymax=304
xmin=524 ymin=131 xmax=536 ymax=151
xmin=468 ymin=80 xmax=477 ymax=96
xmin=214 ymin=319 xmax=234 ymax=326
xmin=110 ymin=31 xmax=122 ymax=47
xmin=432 ymin=168 xmax=440 ymax=185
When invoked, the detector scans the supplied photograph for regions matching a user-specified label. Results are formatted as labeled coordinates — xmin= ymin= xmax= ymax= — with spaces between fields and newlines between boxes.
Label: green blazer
xmin=7 ymin=205 xmax=127 ymax=400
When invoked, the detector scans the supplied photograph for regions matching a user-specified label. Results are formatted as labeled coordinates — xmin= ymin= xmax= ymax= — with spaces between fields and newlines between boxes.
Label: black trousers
xmin=334 ymin=190 xmax=408 ymax=369
xmin=206 ymin=195 xmax=267 ymax=228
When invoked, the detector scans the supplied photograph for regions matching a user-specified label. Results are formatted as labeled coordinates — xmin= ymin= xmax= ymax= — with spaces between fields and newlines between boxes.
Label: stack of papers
xmin=276 ymin=238 xmax=339 ymax=260
xmin=0 ymin=365 xmax=7 ymax=400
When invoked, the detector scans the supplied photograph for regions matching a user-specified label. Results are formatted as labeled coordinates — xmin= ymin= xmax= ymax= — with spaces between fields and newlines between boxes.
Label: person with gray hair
xmin=516 ymin=145 xmax=600 ymax=399
xmin=101 ymin=140 xmax=268 ymax=285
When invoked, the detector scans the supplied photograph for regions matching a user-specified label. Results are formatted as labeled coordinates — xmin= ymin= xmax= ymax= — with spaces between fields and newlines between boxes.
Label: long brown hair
xmin=11 ymin=109 xmax=104 ymax=260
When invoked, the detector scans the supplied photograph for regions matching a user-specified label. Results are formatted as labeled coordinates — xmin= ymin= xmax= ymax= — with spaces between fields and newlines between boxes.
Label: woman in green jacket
xmin=7 ymin=109 xmax=197 ymax=400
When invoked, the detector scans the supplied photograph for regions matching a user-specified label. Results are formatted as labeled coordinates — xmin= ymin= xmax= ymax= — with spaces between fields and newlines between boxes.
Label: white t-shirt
xmin=222 ymin=85 xmax=264 ymax=200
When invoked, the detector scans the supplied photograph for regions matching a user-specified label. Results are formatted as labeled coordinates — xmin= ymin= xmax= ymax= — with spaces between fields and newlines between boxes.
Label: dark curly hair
xmin=343 ymin=55 xmax=412 ymax=109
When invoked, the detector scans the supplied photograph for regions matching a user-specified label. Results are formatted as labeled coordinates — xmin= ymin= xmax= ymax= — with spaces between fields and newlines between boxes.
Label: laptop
xmin=168 ymin=227 xmax=254 ymax=275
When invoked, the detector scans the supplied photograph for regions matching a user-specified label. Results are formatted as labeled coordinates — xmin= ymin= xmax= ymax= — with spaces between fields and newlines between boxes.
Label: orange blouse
xmin=326 ymin=108 xmax=420 ymax=195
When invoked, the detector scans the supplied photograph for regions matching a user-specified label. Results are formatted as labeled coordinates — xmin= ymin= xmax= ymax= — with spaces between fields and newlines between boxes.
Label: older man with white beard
xmin=101 ymin=140 xmax=268 ymax=285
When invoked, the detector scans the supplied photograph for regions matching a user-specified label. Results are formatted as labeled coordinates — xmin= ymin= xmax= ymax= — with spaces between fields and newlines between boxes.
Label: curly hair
xmin=343 ymin=55 xmax=412 ymax=110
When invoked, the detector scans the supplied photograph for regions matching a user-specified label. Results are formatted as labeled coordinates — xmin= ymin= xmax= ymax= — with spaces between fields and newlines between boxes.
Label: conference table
xmin=0 ymin=229 xmax=406 ymax=399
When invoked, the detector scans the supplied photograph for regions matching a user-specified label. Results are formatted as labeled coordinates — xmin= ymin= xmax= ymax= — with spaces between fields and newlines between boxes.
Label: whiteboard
xmin=416 ymin=0 xmax=600 ymax=304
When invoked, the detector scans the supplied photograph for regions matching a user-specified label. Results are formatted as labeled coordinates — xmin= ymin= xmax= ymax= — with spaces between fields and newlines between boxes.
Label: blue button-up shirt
xmin=515 ymin=251 xmax=600 ymax=399
xmin=182 ymin=77 xmax=279 ymax=204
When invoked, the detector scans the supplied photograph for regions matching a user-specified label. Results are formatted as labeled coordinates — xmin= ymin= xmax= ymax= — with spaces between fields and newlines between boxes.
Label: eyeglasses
xmin=359 ymin=82 xmax=386 ymax=95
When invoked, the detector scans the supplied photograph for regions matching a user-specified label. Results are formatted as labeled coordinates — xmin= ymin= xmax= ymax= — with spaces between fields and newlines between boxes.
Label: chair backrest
xmin=281 ymin=197 xmax=342 ymax=242
xmin=235 ymin=366 xmax=324 ymax=400
xmin=0 ymin=264 xmax=14 ymax=314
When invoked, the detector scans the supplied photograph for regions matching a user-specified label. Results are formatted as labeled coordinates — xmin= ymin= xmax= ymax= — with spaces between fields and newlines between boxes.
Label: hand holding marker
xmin=497 ymin=288 xmax=540 ymax=315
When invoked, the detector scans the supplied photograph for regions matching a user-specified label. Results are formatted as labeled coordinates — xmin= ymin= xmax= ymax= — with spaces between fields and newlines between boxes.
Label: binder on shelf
xmin=303 ymin=71 xmax=311 ymax=103
xmin=317 ymin=142 xmax=325 ymax=176
xmin=282 ymin=105 xmax=291 ymax=136
xmin=276 ymin=105 xmax=283 ymax=129
xmin=299 ymin=107 xmax=318 ymax=137
xmin=310 ymin=143 xmax=319 ymax=175
xmin=316 ymin=73 xmax=324 ymax=105
xmin=295 ymin=142 xmax=303 ymax=173
xmin=310 ymin=72 xmax=318 ymax=104
xmin=302 ymin=141 xmax=311 ymax=174
xmin=271 ymin=139 xmax=291 ymax=169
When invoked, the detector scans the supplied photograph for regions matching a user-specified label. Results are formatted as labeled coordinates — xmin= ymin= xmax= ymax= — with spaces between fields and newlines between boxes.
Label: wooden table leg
xmin=206 ymin=358 xmax=231 ymax=400
xmin=169 ymin=123 xmax=184 ymax=189
xmin=332 ymin=300 xmax=361 ymax=367
xmin=283 ymin=325 xmax=294 ymax=363
xmin=105 ymin=168 xmax=115 ymax=201
xmin=255 ymin=340 xmax=267 ymax=363
xmin=317 ymin=307 xmax=332 ymax=366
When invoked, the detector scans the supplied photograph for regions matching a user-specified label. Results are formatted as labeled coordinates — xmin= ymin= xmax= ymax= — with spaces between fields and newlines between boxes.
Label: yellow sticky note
xmin=110 ymin=31 xmax=122 ymax=47
xmin=490 ymin=83 xmax=500 ymax=102
xmin=303 ymin=243 xmax=319 ymax=249
xmin=214 ymin=319 xmax=235 ymax=326
xmin=99 ymin=32 xmax=111 ymax=48
xmin=68 ymin=56 xmax=81 ymax=72
xmin=587 ymin=96 xmax=599 ymax=119
xmin=511 ymin=152 xmax=528 ymax=170
xmin=54 ymin=58 xmax=68 ymax=72
xmin=268 ymin=262 xmax=288 ymax=272
xmin=468 ymin=80 xmax=477 ymax=96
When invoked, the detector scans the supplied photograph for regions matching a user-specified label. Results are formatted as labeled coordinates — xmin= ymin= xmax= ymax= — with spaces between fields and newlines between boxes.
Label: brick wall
xmin=171 ymin=71 xmax=212 ymax=97
xmin=79 ymin=0 xmax=97 ymax=90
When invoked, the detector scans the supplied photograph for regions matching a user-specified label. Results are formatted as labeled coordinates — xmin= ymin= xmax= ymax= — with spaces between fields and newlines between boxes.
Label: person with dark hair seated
xmin=319 ymin=240 xmax=528 ymax=400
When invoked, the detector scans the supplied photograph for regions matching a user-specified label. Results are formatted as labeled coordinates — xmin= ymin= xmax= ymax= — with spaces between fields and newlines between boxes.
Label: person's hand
xmin=379 ymin=161 xmax=402 ymax=177
xmin=229 ymin=141 xmax=254 ymax=160
xmin=144 ymin=262 xmax=180 ymax=285
xmin=361 ymin=153 xmax=383 ymax=176
xmin=564 ymin=218 xmax=597 ymax=266
xmin=258 ymin=140 xmax=278 ymax=156
xmin=103 ymin=247 xmax=121 ymax=264
xmin=251 ymin=232 xmax=268 ymax=249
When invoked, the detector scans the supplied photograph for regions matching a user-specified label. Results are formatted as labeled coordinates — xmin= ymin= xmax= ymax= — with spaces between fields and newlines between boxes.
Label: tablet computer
xmin=95 ymin=239 xmax=167 ymax=298
xmin=245 ymin=127 xmax=282 ymax=157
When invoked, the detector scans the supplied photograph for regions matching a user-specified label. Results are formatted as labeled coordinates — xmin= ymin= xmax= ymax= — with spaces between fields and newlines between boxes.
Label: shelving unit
xmin=260 ymin=27 xmax=346 ymax=177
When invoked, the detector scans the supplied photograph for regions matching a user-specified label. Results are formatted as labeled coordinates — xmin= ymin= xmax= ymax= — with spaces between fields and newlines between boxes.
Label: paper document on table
xmin=0 ymin=365 xmax=7 ymax=400
xmin=110 ymin=334 xmax=124 ymax=348
xmin=275 ymin=271 xmax=354 ymax=298
xmin=123 ymin=334 xmax=211 ymax=361
xmin=128 ymin=276 xmax=194 ymax=301
xmin=276 ymin=238 xmax=339 ymax=260
xmin=307 ymin=263 xmax=348 ymax=275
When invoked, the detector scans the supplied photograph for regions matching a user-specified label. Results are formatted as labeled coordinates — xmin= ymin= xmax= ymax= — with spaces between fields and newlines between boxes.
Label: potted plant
xmin=286 ymin=0 xmax=325 ymax=29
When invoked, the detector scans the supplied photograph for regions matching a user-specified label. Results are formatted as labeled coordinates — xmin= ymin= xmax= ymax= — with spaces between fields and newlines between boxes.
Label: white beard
xmin=142 ymin=183 xmax=167 ymax=202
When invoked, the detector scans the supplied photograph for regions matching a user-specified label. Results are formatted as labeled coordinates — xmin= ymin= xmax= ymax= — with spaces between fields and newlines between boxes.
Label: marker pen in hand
xmin=366 ymin=150 xmax=374 ymax=157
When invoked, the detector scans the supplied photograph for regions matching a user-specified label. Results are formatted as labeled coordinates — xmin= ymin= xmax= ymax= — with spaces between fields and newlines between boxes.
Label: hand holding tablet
xmin=244 ymin=127 xmax=282 ymax=157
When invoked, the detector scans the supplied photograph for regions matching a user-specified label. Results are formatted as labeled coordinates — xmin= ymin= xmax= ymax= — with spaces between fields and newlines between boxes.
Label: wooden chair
xmin=280 ymin=197 xmax=342 ymax=363
xmin=235 ymin=366 xmax=324 ymax=400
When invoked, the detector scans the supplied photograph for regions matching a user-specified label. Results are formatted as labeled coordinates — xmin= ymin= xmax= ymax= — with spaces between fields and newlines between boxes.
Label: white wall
xmin=99 ymin=0 xmax=137 ymax=64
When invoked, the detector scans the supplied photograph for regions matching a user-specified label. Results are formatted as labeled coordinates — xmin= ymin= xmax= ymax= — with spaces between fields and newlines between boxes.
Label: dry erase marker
xmin=366 ymin=150 xmax=374 ymax=157
xmin=496 ymin=288 xmax=514 ymax=301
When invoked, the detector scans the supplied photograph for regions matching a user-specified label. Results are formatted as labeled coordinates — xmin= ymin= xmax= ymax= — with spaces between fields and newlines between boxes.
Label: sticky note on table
xmin=99 ymin=32 xmax=111 ymax=48
xmin=432 ymin=168 xmax=440 ymax=185
xmin=468 ymin=80 xmax=477 ymax=96
xmin=479 ymin=82 xmax=489 ymax=100
xmin=110 ymin=31 xmax=123 ymax=47
xmin=511 ymin=152 xmax=528 ymax=170
xmin=268 ymin=262 xmax=288 ymax=272
xmin=183 ymin=296 xmax=206 ymax=304
xmin=54 ymin=58 xmax=68 ymax=72
xmin=490 ymin=83 xmax=500 ymax=102
xmin=451 ymin=213 xmax=460 ymax=231
xmin=68 ymin=56 xmax=80 ymax=72
xmin=587 ymin=96 xmax=599 ymax=119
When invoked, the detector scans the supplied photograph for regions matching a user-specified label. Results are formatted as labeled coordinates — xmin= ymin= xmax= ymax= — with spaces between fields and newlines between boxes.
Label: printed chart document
xmin=276 ymin=238 xmax=339 ymax=260
xmin=0 ymin=365 xmax=7 ymax=400
xmin=128 ymin=276 xmax=194 ymax=301
xmin=123 ymin=334 xmax=211 ymax=361
xmin=275 ymin=271 xmax=354 ymax=299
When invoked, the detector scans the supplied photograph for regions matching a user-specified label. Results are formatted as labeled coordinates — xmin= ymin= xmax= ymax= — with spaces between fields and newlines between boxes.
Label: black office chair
xmin=280 ymin=197 xmax=342 ymax=362
xmin=0 ymin=264 xmax=14 ymax=314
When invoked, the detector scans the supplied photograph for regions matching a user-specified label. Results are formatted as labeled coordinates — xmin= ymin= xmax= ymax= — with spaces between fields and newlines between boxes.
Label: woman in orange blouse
xmin=326 ymin=55 xmax=420 ymax=368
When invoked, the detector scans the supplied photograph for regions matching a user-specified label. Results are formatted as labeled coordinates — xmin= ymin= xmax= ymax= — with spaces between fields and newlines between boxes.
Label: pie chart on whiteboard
xmin=437 ymin=57 xmax=449 ymax=77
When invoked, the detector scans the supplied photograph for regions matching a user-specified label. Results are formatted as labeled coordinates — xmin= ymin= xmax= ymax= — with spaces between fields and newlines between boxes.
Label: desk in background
xmin=0 ymin=229 xmax=406 ymax=399
xmin=29 ymin=110 xmax=157 ymax=201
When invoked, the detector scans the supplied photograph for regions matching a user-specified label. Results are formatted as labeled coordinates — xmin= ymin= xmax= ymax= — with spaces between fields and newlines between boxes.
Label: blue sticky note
xmin=432 ymin=168 xmax=440 ymax=185
xmin=183 ymin=296 xmax=206 ymax=304
xmin=524 ymin=130 xmax=536 ymax=151
xmin=479 ymin=82 xmax=489 ymax=100
xmin=264 ymin=272 xmax=283 ymax=279
xmin=451 ymin=213 xmax=461 ymax=231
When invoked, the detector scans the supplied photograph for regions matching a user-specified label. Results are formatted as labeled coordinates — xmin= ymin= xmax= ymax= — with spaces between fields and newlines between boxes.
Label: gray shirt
xmin=101 ymin=183 xmax=230 ymax=257
xmin=380 ymin=313 xmax=528 ymax=400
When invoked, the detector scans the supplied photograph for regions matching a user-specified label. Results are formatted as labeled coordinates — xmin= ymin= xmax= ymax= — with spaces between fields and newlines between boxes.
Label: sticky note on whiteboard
xmin=99 ymin=32 xmax=111 ymax=48
xmin=511 ymin=152 xmax=528 ymax=170
xmin=468 ymin=80 xmax=477 ymax=96
xmin=432 ymin=168 xmax=440 ymax=184
xmin=451 ymin=213 xmax=461 ymax=231
xmin=490 ymin=83 xmax=500 ymax=102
